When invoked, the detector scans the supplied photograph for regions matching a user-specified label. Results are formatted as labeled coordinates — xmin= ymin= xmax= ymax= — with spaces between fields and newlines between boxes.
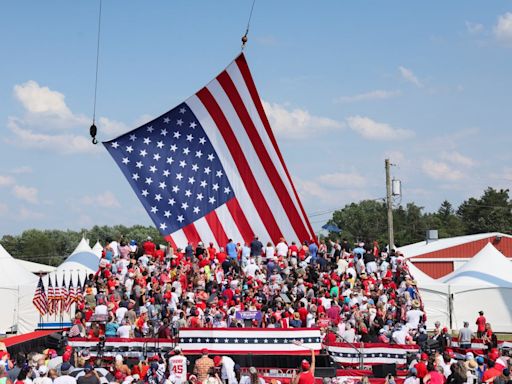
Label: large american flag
xmin=32 ymin=276 xmax=48 ymax=316
xmin=104 ymin=54 xmax=315 ymax=249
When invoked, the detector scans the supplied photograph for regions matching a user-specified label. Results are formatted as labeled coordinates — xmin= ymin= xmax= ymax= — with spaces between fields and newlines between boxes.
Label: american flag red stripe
xmin=234 ymin=55 xmax=317 ymax=239
xmin=216 ymin=70 xmax=310 ymax=243
xmin=225 ymin=198 xmax=253 ymax=244
xmin=204 ymin=209 xmax=229 ymax=247
xmin=196 ymin=87 xmax=282 ymax=242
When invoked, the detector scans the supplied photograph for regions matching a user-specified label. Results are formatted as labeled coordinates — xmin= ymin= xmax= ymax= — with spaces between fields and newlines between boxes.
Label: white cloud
xmin=18 ymin=207 xmax=44 ymax=221
xmin=12 ymin=185 xmax=39 ymax=204
xmin=10 ymin=166 xmax=32 ymax=174
xmin=441 ymin=151 xmax=475 ymax=167
xmin=346 ymin=115 xmax=414 ymax=140
xmin=422 ymin=160 xmax=465 ymax=181
xmin=317 ymin=172 xmax=367 ymax=188
xmin=7 ymin=117 xmax=99 ymax=154
xmin=0 ymin=175 xmax=15 ymax=187
xmin=465 ymin=21 xmax=484 ymax=34
xmin=384 ymin=150 xmax=405 ymax=164
xmin=98 ymin=117 xmax=130 ymax=138
xmin=14 ymin=80 xmax=72 ymax=117
xmin=494 ymin=12 xmax=512 ymax=44
xmin=334 ymin=90 xmax=401 ymax=103
xmin=399 ymin=66 xmax=423 ymax=87
xmin=263 ymin=101 xmax=344 ymax=139
xmin=81 ymin=191 xmax=121 ymax=208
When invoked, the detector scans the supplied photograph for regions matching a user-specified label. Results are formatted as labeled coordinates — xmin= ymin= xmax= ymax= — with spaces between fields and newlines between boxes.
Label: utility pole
xmin=385 ymin=159 xmax=395 ymax=251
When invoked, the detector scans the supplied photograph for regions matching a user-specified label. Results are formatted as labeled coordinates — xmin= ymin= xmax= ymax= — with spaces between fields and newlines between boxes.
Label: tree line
xmin=327 ymin=187 xmax=512 ymax=247
xmin=1 ymin=187 xmax=511 ymax=266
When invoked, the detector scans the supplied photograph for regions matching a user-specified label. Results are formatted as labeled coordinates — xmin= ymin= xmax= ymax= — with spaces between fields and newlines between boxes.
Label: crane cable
xmin=89 ymin=0 xmax=103 ymax=145
xmin=241 ymin=0 xmax=257 ymax=50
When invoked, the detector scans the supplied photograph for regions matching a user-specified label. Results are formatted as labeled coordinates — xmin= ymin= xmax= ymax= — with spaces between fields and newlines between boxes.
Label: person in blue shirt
xmin=308 ymin=241 xmax=318 ymax=263
xmin=226 ymin=239 xmax=237 ymax=261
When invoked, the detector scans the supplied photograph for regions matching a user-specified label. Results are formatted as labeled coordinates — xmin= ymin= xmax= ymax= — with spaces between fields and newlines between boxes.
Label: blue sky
xmin=1 ymin=1 xmax=512 ymax=236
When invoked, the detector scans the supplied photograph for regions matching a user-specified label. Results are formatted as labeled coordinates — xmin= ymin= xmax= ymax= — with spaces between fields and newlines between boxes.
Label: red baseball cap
xmin=421 ymin=353 xmax=428 ymax=360
xmin=213 ymin=356 xmax=222 ymax=366
xmin=301 ymin=360 xmax=310 ymax=370
xmin=201 ymin=348 xmax=209 ymax=355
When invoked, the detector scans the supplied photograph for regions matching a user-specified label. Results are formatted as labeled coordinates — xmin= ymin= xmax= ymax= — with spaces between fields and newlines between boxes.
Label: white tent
xmin=441 ymin=243 xmax=512 ymax=332
xmin=0 ymin=244 xmax=40 ymax=334
xmin=40 ymin=238 xmax=101 ymax=328
xmin=407 ymin=261 xmax=450 ymax=330
xmin=16 ymin=259 xmax=57 ymax=274
xmin=91 ymin=241 xmax=103 ymax=258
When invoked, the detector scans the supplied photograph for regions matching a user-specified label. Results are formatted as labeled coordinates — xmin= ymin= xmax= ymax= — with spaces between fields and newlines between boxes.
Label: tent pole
xmin=448 ymin=285 xmax=453 ymax=330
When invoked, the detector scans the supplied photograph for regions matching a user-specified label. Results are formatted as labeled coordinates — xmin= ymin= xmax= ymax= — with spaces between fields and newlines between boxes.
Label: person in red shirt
xmin=142 ymin=237 xmax=156 ymax=257
xmin=217 ymin=249 xmax=227 ymax=264
xmin=207 ymin=242 xmax=217 ymax=260
xmin=298 ymin=302 xmax=309 ymax=326
xmin=415 ymin=353 xmax=428 ymax=380
xmin=476 ymin=310 xmax=486 ymax=338
xmin=482 ymin=360 xmax=502 ymax=383
xmin=292 ymin=348 xmax=315 ymax=384
xmin=154 ymin=246 xmax=165 ymax=262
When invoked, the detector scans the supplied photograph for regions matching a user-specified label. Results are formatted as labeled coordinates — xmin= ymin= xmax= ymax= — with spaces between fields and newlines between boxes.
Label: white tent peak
xmin=91 ymin=241 xmax=103 ymax=258
xmin=70 ymin=237 xmax=93 ymax=256
xmin=442 ymin=242 xmax=512 ymax=287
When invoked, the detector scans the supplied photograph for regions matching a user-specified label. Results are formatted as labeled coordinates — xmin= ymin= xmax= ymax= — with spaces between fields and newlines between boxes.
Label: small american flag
xmin=32 ymin=276 xmax=48 ymax=316
xmin=104 ymin=54 xmax=315 ymax=248
xmin=65 ymin=277 xmax=75 ymax=312
xmin=60 ymin=274 xmax=68 ymax=314
xmin=47 ymin=275 xmax=56 ymax=315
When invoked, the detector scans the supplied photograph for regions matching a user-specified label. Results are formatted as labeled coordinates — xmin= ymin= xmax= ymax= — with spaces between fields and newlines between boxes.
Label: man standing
xmin=193 ymin=349 xmax=214 ymax=383
xmin=458 ymin=321 xmax=473 ymax=349
xmin=292 ymin=348 xmax=315 ymax=384
xmin=250 ymin=236 xmax=263 ymax=258
xmin=476 ymin=311 xmax=486 ymax=338
xmin=213 ymin=356 xmax=237 ymax=384
xmin=169 ymin=347 xmax=188 ymax=384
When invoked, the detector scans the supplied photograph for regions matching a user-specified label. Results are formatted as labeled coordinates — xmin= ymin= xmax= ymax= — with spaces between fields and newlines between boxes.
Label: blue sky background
xmin=1 ymin=1 xmax=512 ymax=236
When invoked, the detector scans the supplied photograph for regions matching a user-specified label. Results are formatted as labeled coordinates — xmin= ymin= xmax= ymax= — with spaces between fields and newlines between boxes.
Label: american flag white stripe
xmin=170 ymin=229 xmax=189 ymax=250
xmin=215 ymin=203 xmax=245 ymax=246
xmin=225 ymin=63 xmax=313 ymax=239
xmin=204 ymin=79 xmax=298 ymax=243
xmin=193 ymin=216 xmax=220 ymax=250
xmin=186 ymin=95 xmax=271 ymax=243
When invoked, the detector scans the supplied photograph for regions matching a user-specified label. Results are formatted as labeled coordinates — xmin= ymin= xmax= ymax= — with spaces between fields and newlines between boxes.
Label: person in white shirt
xmin=117 ymin=320 xmax=132 ymax=338
xmin=94 ymin=300 xmax=108 ymax=316
xmin=116 ymin=306 xmax=128 ymax=323
xmin=33 ymin=366 xmax=52 ymax=384
xmin=392 ymin=325 xmax=409 ymax=345
xmin=239 ymin=367 xmax=265 ymax=384
xmin=341 ymin=323 xmax=356 ymax=343
xmin=243 ymin=259 xmax=259 ymax=278
xmin=403 ymin=368 xmax=419 ymax=384
xmin=406 ymin=302 xmax=424 ymax=330
xmin=54 ymin=363 xmax=77 ymax=384
xmin=213 ymin=356 xmax=237 ymax=384
xmin=275 ymin=239 xmax=288 ymax=258
xmin=169 ymin=347 xmax=188 ymax=384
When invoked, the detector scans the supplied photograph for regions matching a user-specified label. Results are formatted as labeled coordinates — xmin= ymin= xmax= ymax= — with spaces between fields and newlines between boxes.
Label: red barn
xmin=398 ymin=232 xmax=512 ymax=278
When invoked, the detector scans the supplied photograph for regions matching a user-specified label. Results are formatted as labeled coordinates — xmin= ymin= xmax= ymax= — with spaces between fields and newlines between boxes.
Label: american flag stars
xmin=105 ymin=102 xmax=234 ymax=235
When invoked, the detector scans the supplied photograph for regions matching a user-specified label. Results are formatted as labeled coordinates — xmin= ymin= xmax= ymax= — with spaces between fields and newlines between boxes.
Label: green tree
xmin=457 ymin=187 xmax=512 ymax=234
xmin=330 ymin=200 xmax=388 ymax=243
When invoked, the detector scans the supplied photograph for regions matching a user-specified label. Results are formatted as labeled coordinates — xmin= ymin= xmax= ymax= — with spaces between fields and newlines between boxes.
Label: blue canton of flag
xmin=105 ymin=103 xmax=234 ymax=236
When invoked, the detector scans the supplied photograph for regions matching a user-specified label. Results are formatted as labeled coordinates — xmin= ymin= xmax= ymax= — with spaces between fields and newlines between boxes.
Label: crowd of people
xmin=70 ymin=236 xmax=429 ymax=345
xmin=2 ymin=236 xmax=509 ymax=384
